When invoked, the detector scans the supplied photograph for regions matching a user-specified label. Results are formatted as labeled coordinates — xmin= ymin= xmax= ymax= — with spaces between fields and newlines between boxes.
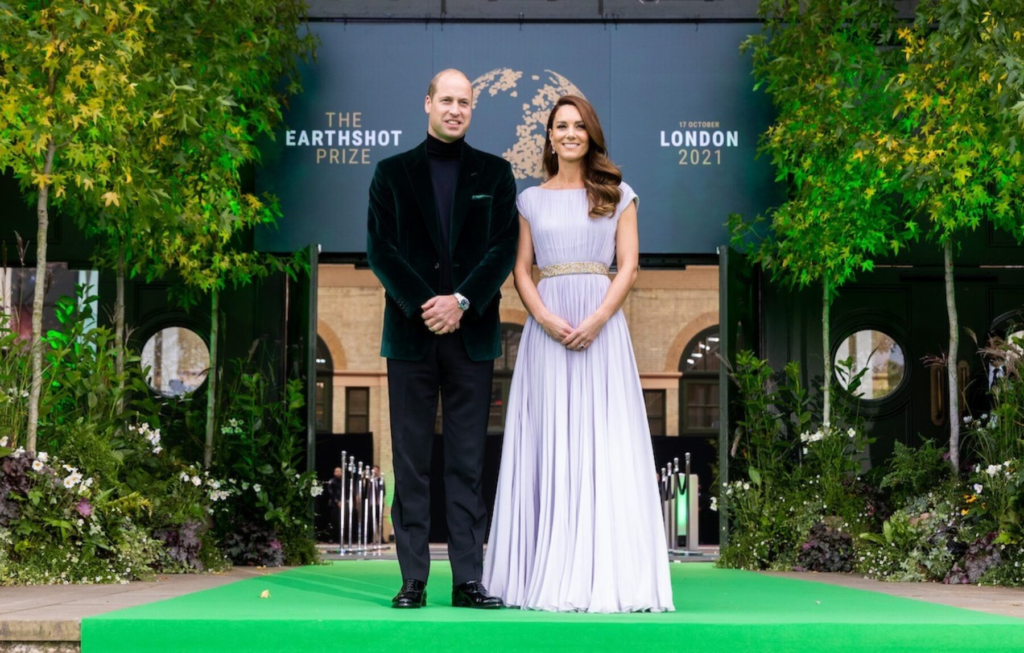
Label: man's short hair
xmin=428 ymin=69 xmax=471 ymax=98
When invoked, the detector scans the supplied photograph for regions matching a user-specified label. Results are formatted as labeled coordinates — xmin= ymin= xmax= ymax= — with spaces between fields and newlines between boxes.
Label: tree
xmin=734 ymin=0 xmax=911 ymax=426
xmin=132 ymin=0 xmax=315 ymax=468
xmin=885 ymin=0 xmax=1024 ymax=471
xmin=0 ymin=1 xmax=155 ymax=453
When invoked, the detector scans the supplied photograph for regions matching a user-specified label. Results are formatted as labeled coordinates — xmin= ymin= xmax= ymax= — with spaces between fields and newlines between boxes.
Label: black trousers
xmin=387 ymin=332 xmax=493 ymax=585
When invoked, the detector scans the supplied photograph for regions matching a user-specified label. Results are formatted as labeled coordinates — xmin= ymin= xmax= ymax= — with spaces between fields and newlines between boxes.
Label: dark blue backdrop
xmin=256 ymin=22 xmax=782 ymax=256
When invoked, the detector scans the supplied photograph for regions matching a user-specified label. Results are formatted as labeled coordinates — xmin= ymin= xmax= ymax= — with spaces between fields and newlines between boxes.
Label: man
xmin=325 ymin=467 xmax=344 ymax=544
xmin=366 ymin=69 xmax=518 ymax=609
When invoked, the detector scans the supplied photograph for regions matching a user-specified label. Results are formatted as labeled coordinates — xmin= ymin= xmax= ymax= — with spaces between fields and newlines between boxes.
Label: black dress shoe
xmin=392 ymin=579 xmax=427 ymax=609
xmin=452 ymin=580 xmax=504 ymax=609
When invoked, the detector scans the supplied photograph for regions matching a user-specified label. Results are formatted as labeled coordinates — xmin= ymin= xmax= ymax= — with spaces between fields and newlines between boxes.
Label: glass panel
xmin=315 ymin=380 xmax=328 ymax=432
xmin=345 ymin=388 xmax=369 ymax=433
xmin=315 ymin=338 xmax=332 ymax=371
xmin=643 ymin=389 xmax=666 ymax=436
xmin=346 ymin=387 xmax=369 ymax=414
xmin=834 ymin=330 xmax=906 ymax=400
xmin=488 ymin=379 xmax=508 ymax=433
xmin=496 ymin=325 xmax=522 ymax=372
xmin=684 ymin=380 xmax=719 ymax=431
xmin=141 ymin=327 xmax=210 ymax=397
xmin=2 ymin=264 xmax=98 ymax=340
xmin=682 ymin=331 xmax=721 ymax=373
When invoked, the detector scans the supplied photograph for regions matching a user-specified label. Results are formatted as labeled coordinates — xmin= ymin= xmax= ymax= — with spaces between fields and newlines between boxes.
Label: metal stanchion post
xmin=355 ymin=462 xmax=364 ymax=551
xmin=364 ymin=470 xmax=372 ymax=552
xmin=661 ymin=466 xmax=670 ymax=550
xmin=377 ymin=475 xmax=385 ymax=554
xmin=683 ymin=453 xmax=692 ymax=552
xmin=368 ymin=469 xmax=376 ymax=551
xmin=338 ymin=451 xmax=347 ymax=553
xmin=347 ymin=458 xmax=355 ymax=550
xmin=670 ymin=457 xmax=680 ymax=552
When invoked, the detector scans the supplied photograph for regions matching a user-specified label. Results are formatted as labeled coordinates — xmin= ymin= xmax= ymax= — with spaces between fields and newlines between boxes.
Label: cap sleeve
xmin=616 ymin=182 xmax=638 ymax=218
xmin=516 ymin=189 xmax=531 ymax=224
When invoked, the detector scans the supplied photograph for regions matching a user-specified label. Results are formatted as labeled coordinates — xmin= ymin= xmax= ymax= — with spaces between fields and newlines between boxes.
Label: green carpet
xmin=81 ymin=561 xmax=1024 ymax=652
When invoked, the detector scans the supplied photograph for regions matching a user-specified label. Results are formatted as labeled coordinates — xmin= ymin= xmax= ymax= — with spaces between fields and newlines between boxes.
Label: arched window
xmin=315 ymin=337 xmax=333 ymax=433
xmin=678 ymin=326 xmax=720 ymax=436
xmin=434 ymin=323 xmax=522 ymax=435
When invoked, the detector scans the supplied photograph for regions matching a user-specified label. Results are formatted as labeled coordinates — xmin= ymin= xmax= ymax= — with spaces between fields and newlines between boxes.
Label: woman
xmin=482 ymin=96 xmax=674 ymax=613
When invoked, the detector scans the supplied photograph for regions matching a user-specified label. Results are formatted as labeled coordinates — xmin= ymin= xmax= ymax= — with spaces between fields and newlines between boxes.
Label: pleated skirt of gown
xmin=482 ymin=273 xmax=675 ymax=613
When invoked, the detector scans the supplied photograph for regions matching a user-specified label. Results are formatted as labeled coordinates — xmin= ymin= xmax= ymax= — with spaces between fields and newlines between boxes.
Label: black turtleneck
xmin=426 ymin=133 xmax=464 ymax=294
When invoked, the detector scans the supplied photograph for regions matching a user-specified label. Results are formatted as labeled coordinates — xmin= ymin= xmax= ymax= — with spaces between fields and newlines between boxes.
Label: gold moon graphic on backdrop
xmin=471 ymin=68 xmax=586 ymax=180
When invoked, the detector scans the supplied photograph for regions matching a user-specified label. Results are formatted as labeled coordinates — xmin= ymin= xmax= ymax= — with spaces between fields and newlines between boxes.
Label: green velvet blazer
xmin=366 ymin=139 xmax=519 ymax=361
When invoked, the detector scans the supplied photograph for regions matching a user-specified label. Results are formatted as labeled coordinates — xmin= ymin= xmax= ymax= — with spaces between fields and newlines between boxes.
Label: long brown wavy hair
xmin=543 ymin=96 xmax=622 ymax=218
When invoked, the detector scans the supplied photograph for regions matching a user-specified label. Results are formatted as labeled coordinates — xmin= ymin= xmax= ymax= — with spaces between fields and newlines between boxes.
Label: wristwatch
xmin=454 ymin=292 xmax=470 ymax=311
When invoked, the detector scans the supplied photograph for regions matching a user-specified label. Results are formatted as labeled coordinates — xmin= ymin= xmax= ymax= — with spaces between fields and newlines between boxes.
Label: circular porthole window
xmin=141 ymin=327 xmax=210 ymax=397
xmin=834 ymin=330 xmax=906 ymax=401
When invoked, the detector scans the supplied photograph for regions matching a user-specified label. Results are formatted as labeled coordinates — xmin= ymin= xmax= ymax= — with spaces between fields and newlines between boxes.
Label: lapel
xmin=403 ymin=140 xmax=442 ymax=254
xmin=449 ymin=143 xmax=482 ymax=254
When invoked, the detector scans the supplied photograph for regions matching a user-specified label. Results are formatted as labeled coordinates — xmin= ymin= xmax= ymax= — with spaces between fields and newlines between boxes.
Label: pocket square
xmin=471 ymin=194 xmax=492 ymax=200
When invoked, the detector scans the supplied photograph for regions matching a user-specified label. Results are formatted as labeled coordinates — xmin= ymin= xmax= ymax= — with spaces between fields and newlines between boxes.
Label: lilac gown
xmin=482 ymin=183 xmax=675 ymax=613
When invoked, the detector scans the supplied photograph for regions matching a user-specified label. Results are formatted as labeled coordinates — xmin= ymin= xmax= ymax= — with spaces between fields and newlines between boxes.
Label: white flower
xmin=802 ymin=447 xmax=808 ymax=455
xmin=311 ymin=485 xmax=324 ymax=497
xmin=742 ymin=482 xmax=750 ymax=491
xmin=152 ymin=447 xmax=162 ymax=454
xmin=68 ymin=471 xmax=83 ymax=485
xmin=77 ymin=519 xmax=84 ymax=527
xmin=986 ymin=464 xmax=1002 ymax=477
xmin=847 ymin=428 xmax=856 ymax=438
xmin=180 ymin=472 xmax=190 ymax=482
xmin=211 ymin=481 xmax=221 ymax=490
xmin=63 ymin=476 xmax=76 ymax=489
xmin=37 ymin=451 xmax=48 ymax=463
xmin=253 ymin=484 xmax=262 ymax=492
xmin=241 ymin=482 xmax=249 ymax=490
xmin=0 ymin=436 xmax=7 ymax=447
xmin=20 ymin=391 xmax=28 ymax=398
xmin=12 ymin=447 xmax=24 ymax=458
xmin=229 ymin=418 xmax=238 ymax=427
xmin=964 ymin=415 xmax=973 ymax=424
xmin=191 ymin=476 xmax=202 ymax=487
xmin=32 ymin=460 xmax=44 ymax=472
xmin=710 ymin=496 xmax=718 ymax=512
xmin=84 ymin=478 xmax=93 ymax=488
xmin=973 ymin=484 xmax=984 ymax=495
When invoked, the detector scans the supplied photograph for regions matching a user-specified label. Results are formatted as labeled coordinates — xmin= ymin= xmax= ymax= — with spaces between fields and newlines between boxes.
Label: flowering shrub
xmin=716 ymin=352 xmax=874 ymax=570
xmin=211 ymin=371 xmax=322 ymax=566
xmin=0 ymin=445 xmax=161 ymax=585
xmin=0 ymin=293 xmax=320 ymax=584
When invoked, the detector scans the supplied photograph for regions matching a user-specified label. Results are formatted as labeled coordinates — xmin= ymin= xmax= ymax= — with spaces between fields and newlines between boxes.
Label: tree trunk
xmin=115 ymin=246 xmax=126 ymax=415
xmin=204 ymin=288 xmax=220 ymax=468
xmin=944 ymin=240 xmax=960 ymax=472
xmin=26 ymin=141 xmax=57 ymax=455
xmin=822 ymin=278 xmax=831 ymax=428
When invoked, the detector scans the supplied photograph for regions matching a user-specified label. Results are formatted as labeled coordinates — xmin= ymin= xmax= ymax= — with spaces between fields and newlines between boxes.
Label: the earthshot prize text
xmin=661 ymin=121 xmax=739 ymax=166
xmin=284 ymin=112 xmax=404 ymax=165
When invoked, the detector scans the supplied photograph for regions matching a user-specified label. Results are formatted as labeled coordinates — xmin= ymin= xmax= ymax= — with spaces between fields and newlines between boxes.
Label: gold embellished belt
xmin=540 ymin=262 xmax=610 ymax=278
